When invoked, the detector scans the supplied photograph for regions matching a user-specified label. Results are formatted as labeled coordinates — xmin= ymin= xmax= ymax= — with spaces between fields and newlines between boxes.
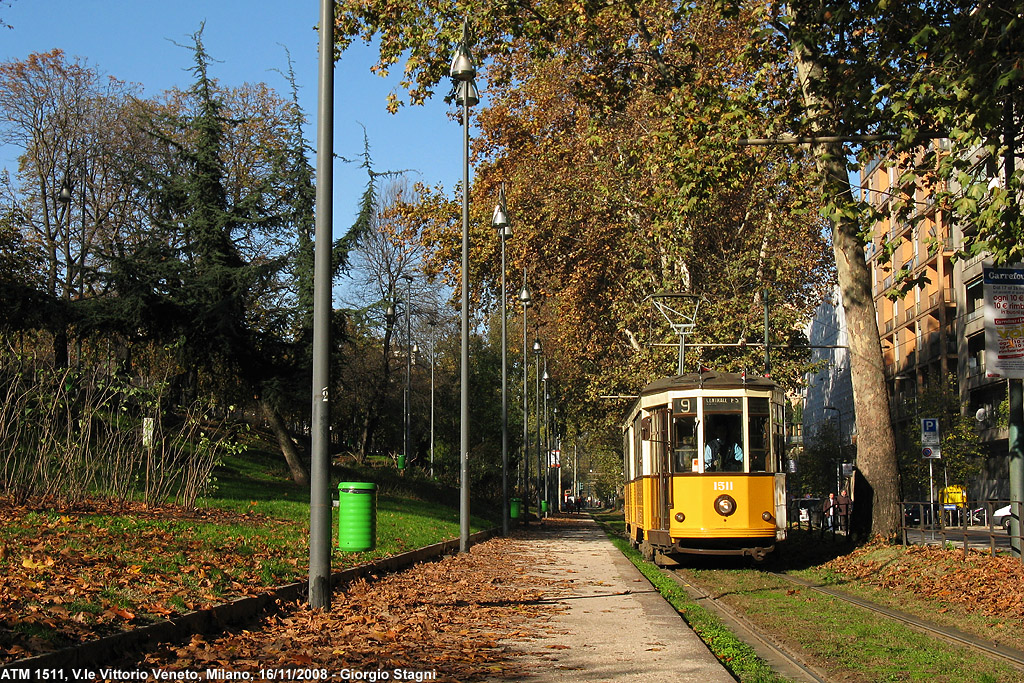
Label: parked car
xmin=994 ymin=504 xmax=1013 ymax=532
xmin=903 ymin=503 xmax=921 ymax=526
xmin=792 ymin=498 xmax=822 ymax=528
xmin=903 ymin=502 xmax=939 ymax=527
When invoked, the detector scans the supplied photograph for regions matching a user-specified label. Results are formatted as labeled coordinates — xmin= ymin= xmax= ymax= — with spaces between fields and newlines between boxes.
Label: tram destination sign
xmin=703 ymin=396 xmax=743 ymax=412
xmin=983 ymin=264 xmax=1024 ymax=379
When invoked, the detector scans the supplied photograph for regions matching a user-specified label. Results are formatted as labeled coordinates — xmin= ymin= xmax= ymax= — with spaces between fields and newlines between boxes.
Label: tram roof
xmin=639 ymin=371 xmax=777 ymax=397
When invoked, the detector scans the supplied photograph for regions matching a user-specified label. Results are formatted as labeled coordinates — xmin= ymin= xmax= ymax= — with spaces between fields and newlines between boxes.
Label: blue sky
xmin=0 ymin=0 xmax=466 ymax=234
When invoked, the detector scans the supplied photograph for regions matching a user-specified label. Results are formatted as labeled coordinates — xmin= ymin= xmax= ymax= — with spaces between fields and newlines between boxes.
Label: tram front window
xmin=703 ymin=414 xmax=743 ymax=472
xmin=748 ymin=414 xmax=769 ymax=472
xmin=673 ymin=415 xmax=697 ymax=472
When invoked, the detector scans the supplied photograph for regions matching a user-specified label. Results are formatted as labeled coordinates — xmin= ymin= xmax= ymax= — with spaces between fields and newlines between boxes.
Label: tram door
xmin=650 ymin=407 xmax=671 ymax=529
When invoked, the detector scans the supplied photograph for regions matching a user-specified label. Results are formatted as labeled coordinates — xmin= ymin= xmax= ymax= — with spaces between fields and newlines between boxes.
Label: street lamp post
xmin=543 ymin=365 xmax=549 ymax=516
xmin=403 ymin=274 xmax=413 ymax=467
xmin=57 ymin=169 xmax=87 ymax=367
xmin=450 ymin=19 xmax=480 ymax=553
xmin=533 ymin=338 xmax=543 ymax=517
xmin=519 ymin=278 xmax=532 ymax=520
xmin=309 ymin=0 xmax=335 ymax=609
xmin=492 ymin=185 xmax=512 ymax=535
xmin=428 ymin=317 xmax=437 ymax=479
xmin=553 ymin=404 xmax=560 ymax=511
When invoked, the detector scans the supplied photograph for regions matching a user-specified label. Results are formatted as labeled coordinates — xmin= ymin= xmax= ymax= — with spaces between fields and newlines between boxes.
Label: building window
xmin=967 ymin=333 xmax=985 ymax=375
xmin=965 ymin=277 xmax=984 ymax=319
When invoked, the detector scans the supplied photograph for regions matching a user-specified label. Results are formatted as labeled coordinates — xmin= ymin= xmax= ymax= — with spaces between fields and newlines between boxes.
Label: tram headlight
xmin=762 ymin=512 xmax=775 ymax=523
xmin=713 ymin=494 xmax=737 ymax=517
xmin=674 ymin=512 xmax=685 ymax=523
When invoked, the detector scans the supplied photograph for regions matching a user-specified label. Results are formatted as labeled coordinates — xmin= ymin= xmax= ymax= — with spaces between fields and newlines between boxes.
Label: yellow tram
xmin=623 ymin=371 xmax=787 ymax=562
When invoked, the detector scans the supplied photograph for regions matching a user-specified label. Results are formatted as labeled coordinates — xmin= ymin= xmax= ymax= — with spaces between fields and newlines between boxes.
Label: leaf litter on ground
xmin=2 ymin=496 xmax=576 ymax=680
xmin=118 ymin=531 xmax=570 ymax=681
xmin=0 ymin=496 xmax=300 ymax=662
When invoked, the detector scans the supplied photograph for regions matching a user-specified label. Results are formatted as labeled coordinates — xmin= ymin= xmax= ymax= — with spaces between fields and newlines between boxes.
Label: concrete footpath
xmin=495 ymin=514 xmax=734 ymax=683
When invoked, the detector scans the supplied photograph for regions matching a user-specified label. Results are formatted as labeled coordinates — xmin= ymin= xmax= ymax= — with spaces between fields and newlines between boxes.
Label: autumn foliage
xmin=376 ymin=2 xmax=834 ymax=438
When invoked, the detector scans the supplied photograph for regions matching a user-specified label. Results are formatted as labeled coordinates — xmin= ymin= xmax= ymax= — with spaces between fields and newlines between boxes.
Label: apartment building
xmin=860 ymin=153 xmax=1009 ymax=496
xmin=802 ymin=286 xmax=855 ymax=448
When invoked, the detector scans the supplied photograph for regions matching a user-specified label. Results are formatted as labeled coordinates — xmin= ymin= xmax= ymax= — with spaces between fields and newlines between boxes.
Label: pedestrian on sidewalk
xmin=837 ymin=489 xmax=852 ymax=532
xmin=823 ymin=492 xmax=837 ymax=531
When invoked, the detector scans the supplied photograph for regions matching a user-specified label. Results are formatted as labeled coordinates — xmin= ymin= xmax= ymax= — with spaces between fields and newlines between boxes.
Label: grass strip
xmin=592 ymin=515 xmax=791 ymax=683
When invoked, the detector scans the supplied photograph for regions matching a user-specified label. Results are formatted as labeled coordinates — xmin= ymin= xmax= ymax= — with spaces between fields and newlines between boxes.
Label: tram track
xmin=663 ymin=562 xmax=1024 ymax=683
xmin=661 ymin=566 xmax=832 ymax=683
xmin=768 ymin=571 xmax=1024 ymax=671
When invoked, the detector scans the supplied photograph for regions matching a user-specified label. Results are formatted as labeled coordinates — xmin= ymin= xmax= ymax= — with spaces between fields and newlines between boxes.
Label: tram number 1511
xmin=712 ymin=481 xmax=734 ymax=491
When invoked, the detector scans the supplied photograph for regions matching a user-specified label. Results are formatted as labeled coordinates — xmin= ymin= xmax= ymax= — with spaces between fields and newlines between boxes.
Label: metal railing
xmin=900 ymin=499 xmax=1023 ymax=562
xmin=788 ymin=500 xmax=853 ymax=540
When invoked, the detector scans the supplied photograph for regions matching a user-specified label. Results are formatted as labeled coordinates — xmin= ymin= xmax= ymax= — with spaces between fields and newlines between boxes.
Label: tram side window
xmin=651 ymin=407 xmax=670 ymax=475
xmin=773 ymin=403 xmax=786 ymax=471
xmin=632 ymin=413 xmax=643 ymax=479
xmin=673 ymin=416 xmax=697 ymax=472
xmin=703 ymin=413 xmax=743 ymax=472
xmin=623 ymin=429 xmax=630 ymax=480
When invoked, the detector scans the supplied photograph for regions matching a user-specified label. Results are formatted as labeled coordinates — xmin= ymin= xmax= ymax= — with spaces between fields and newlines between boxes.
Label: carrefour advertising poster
xmin=984 ymin=265 xmax=1024 ymax=379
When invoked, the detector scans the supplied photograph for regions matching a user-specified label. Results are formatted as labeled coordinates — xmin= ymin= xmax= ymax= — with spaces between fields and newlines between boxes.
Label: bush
xmin=0 ymin=348 xmax=241 ymax=507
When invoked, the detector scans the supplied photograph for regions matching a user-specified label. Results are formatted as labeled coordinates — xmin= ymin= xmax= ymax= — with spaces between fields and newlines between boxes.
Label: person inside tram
xmin=703 ymin=432 xmax=720 ymax=471
xmin=723 ymin=438 xmax=744 ymax=471
xmin=704 ymin=423 xmax=743 ymax=472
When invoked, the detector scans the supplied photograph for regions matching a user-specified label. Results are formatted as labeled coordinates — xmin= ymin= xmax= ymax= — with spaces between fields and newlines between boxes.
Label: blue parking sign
xmin=921 ymin=418 xmax=940 ymax=446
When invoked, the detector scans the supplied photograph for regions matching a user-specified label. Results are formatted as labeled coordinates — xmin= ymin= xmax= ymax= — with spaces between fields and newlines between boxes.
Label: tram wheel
xmin=639 ymin=540 xmax=655 ymax=562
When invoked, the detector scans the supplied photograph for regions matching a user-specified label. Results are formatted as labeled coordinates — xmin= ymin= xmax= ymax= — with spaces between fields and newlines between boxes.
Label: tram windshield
xmin=748 ymin=398 xmax=770 ymax=472
xmin=703 ymin=414 xmax=743 ymax=472
xmin=667 ymin=392 xmax=777 ymax=474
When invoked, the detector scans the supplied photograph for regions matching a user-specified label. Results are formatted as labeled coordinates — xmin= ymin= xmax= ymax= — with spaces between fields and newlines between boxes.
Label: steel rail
xmin=769 ymin=571 xmax=1024 ymax=671
xmin=662 ymin=567 xmax=831 ymax=683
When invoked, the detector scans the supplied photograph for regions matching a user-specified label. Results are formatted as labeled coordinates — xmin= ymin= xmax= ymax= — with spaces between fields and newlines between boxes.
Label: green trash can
xmin=541 ymin=500 xmax=549 ymax=514
xmin=397 ymin=454 xmax=406 ymax=470
xmin=337 ymin=482 xmax=376 ymax=551
xmin=510 ymin=498 xmax=521 ymax=519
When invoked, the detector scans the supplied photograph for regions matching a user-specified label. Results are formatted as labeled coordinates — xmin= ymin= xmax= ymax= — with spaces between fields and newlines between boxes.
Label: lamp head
xmin=449 ymin=18 xmax=477 ymax=81
xmin=491 ymin=184 xmax=509 ymax=231
xmin=450 ymin=49 xmax=476 ymax=81
xmin=519 ymin=283 xmax=532 ymax=306
xmin=454 ymin=79 xmax=480 ymax=107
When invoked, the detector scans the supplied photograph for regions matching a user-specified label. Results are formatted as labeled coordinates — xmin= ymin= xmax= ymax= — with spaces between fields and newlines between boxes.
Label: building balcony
xmin=962 ymin=254 xmax=986 ymax=281
xmin=964 ymin=313 xmax=985 ymax=337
